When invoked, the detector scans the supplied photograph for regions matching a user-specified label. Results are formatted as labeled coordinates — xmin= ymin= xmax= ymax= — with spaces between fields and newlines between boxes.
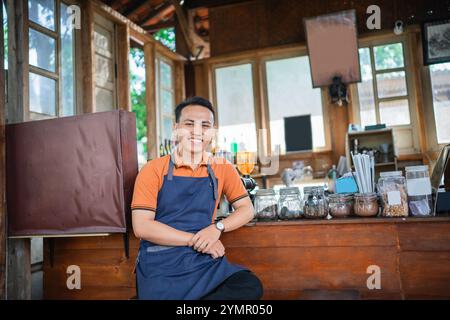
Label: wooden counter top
xmin=243 ymin=215 xmax=450 ymax=227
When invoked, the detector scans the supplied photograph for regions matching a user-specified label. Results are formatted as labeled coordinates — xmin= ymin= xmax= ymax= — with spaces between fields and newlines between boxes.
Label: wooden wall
xmin=208 ymin=0 xmax=450 ymax=57
xmin=43 ymin=218 xmax=450 ymax=300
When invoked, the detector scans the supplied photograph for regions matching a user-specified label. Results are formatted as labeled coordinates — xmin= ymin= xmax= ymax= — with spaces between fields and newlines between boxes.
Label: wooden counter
xmin=43 ymin=216 xmax=450 ymax=299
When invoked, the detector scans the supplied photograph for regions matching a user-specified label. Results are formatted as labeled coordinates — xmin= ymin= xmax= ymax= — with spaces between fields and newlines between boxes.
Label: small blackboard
xmin=284 ymin=115 xmax=313 ymax=152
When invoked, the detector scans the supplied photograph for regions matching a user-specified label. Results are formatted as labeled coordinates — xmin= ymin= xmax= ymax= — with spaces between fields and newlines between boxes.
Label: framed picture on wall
xmin=422 ymin=19 xmax=450 ymax=65
xmin=304 ymin=9 xmax=361 ymax=88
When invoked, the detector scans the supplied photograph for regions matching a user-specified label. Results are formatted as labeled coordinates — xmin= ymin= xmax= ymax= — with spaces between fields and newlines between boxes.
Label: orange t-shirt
xmin=131 ymin=154 xmax=248 ymax=221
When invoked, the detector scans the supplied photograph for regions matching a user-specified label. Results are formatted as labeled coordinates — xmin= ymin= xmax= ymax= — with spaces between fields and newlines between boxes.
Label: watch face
xmin=217 ymin=222 xmax=224 ymax=231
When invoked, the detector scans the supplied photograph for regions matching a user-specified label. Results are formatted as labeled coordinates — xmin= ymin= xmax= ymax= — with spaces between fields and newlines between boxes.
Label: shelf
xmin=347 ymin=128 xmax=393 ymax=137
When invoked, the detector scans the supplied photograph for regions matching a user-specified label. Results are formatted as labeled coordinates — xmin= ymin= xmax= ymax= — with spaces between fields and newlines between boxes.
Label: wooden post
xmin=116 ymin=23 xmax=130 ymax=111
xmin=6 ymin=0 xmax=31 ymax=300
xmin=80 ymin=0 xmax=95 ymax=114
xmin=174 ymin=61 xmax=185 ymax=106
xmin=0 ymin=0 xmax=6 ymax=301
xmin=144 ymin=42 xmax=158 ymax=160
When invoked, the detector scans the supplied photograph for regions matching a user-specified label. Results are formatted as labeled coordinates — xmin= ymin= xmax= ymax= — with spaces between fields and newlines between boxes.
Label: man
xmin=131 ymin=96 xmax=263 ymax=300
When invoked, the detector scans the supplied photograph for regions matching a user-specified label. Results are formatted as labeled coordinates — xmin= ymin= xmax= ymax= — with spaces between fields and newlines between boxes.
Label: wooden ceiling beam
xmin=183 ymin=0 xmax=249 ymax=9
xmin=168 ymin=0 xmax=196 ymax=57
xmin=143 ymin=19 xmax=175 ymax=32
xmin=109 ymin=0 xmax=126 ymax=11
xmin=138 ymin=2 xmax=173 ymax=25
xmin=123 ymin=0 xmax=151 ymax=18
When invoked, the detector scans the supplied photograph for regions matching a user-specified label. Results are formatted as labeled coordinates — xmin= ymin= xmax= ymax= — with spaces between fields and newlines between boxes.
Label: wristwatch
xmin=215 ymin=221 xmax=225 ymax=233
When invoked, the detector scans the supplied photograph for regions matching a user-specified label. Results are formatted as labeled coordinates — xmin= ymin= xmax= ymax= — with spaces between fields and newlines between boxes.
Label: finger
xmin=203 ymin=241 xmax=215 ymax=253
xmin=200 ymin=241 xmax=210 ymax=253
xmin=193 ymin=237 xmax=203 ymax=250
xmin=195 ymin=238 xmax=207 ymax=251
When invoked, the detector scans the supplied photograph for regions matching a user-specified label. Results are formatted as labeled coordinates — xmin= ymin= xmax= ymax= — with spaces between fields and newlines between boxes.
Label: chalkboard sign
xmin=284 ymin=115 xmax=313 ymax=152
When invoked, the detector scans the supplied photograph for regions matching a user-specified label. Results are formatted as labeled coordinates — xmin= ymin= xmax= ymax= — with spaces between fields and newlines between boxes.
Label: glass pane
xmin=28 ymin=0 xmax=55 ymax=31
xmin=357 ymin=48 xmax=377 ymax=127
xmin=376 ymin=71 xmax=407 ymax=98
xmin=266 ymin=56 xmax=325 ymax=152
xmin=374 ymin=43 xmax=404 ymax=70
xmin=430 ymin=63 xmax=450 ymax=144
xmin=162 ymin=116 xmax=173 ymax=142
xmin=379 ymin=99 xmax=410 ymax=126
xmin=215 ymin=64 xmax=257 ymax=152
xmin=29 ymin=72 xmax=56 ymax=115
xmin=129 ymin=47 xmax=147 ymax=164
xmin=160 ymin=60 xmax=172 ymax=88
xmin=29 ymin=28 xmax=56 ymax=72
xmin=60 ymin=3 xmax=75 ymax=116
xmin=161 ymin=89 xmax=173 ymax=115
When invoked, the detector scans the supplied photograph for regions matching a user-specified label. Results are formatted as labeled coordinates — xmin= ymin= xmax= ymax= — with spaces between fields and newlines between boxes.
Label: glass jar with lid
xmin=303 ymin=186 xmax=327 ymax=219
xmin=405 ymin=165 xmax=433 ymax=216
xmin=278 ymin=187 xmax=303 ymax=220
xmin=254 ymin=189 xmax=278 ymax=221
xmin=328 ymin=193 xmax=354 ymax=218
xmin=377 ymin=171 xmax=409 ymax=217
xmin=354 ymin=193 xmax=379 ymax=217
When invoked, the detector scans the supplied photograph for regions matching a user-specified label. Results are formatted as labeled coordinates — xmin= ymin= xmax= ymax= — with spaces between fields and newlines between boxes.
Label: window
xmin=28 ymin=0 xmax=77 ymax=118
xmin=265 ymin=56 xmax=326 ymax=153
xmin=129 ymin=47 xmax=147 ymax=165
xmin=94 ymin=12 xmax=116 ymax=112
xmin=429 ymin=62 xmax=450 ymax=144
xmin=357 ymin=42 xmax=411 ymax=128
xmin=153 ymin=27 xmax=175 ymax=52
xmin=156 ymin=56 xmax=175 ymax=150
xmin=214 ymin=63 xmax=257 ymax=152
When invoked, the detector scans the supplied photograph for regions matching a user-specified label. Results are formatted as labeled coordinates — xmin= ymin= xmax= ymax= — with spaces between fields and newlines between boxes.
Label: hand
xmin=204 ymin=240 xmax=225 ymax=259
xmin=188 ymin=224 xmax=222 ymax=253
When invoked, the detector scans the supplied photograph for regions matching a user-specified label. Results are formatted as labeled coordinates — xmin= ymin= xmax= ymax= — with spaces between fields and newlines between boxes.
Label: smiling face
xmin=174 ymin=105 xmax=215 ymax=155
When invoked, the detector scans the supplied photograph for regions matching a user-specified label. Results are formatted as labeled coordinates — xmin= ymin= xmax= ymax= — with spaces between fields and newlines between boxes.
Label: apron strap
xmin=207 ymin=164 xmax=218 ymax=200
xmin=167 ymin=156 xmax=175 ymax=181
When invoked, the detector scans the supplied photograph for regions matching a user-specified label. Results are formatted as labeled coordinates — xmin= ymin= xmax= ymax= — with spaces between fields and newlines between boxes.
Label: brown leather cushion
xmin=6 ymin=111 xmax=138 ymax=237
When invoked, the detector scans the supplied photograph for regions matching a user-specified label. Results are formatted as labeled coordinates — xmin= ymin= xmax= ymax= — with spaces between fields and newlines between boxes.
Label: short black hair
xmin=175 ymin=96 xmax=215 ymax=123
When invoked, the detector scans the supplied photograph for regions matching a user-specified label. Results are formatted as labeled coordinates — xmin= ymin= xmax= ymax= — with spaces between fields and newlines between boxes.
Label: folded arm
xmin=132 ymin=209 xmax=194 ymax=246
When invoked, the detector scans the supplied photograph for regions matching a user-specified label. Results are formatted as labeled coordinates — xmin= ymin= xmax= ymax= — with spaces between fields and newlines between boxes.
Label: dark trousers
xmin=200 ymin=270 xmax=263 ymax=300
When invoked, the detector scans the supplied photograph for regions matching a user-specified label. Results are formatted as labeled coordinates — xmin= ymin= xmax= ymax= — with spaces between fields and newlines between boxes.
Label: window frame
xmin=351 ymin=33 xmax=421 ymax=155
xmin=27 ymin=0 xmax=81 ymax=120
xmin=261 ymin=50 xmax=331 ymax=154
xmin=422 ymin=62 xmax=450 ymax=151
xmin=155 ymin=54 xmax=175 ymax=150
xmin=211 ymin=59 xmax=260 ymax=154
xmin=209 ymin=47 xmax=332 ymax=158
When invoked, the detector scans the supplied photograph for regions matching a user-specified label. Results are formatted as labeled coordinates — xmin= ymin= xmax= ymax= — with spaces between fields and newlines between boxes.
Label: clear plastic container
xmin=377 ymin=171 xmax=409 ymax=217
xmin=303 ymin=186 xmax=328 ymax=219
xmin=278 ymin=187 xmax=303 ymax=220
xmin=254 ymin=189 xmax=278 ymax=221
xmin=328 ymin=193 xmax=354 ymax=218
xmin=354 ymin=193 xmax=379 ymax=217
xmin=405 ymin=165 xmax=433 ymax=216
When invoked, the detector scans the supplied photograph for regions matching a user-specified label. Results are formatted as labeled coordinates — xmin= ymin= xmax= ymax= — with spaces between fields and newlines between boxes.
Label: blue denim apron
xmin=136 ymin=157 xmax=248 ymax=300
